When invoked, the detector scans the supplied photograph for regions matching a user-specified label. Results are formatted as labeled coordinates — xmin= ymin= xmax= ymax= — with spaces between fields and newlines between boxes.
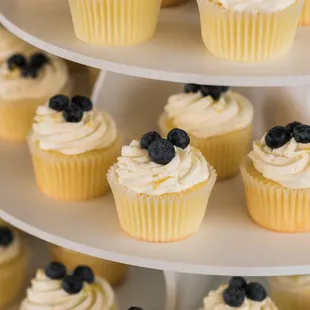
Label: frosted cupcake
xmin=269 ymin=275 xmax=310 ymax=310
xmin=159 ymin=84 xmax=253 ymax=180
xmin=50 ymin=244 xmax=128 ymax=286
xmin=0 ymin=52 xmax=71 ymax=142
xmin=300 ymin=0 xmax=310 ymax=25
xmin=68 ymin=0 xmax=161 ymax=46
xmin=28 ymin=95 xmax=121 ymax=201
xmin=241 ymin=122 xmax=310 ymax=232
xmin=161 ymin=0 xmax=189 ymax=7
xmin=107 ymin=128 xmax=217 ymax=242
xmin=200 ymin=277 xmax=278 ymax=309
xmin=197 ymin=0 xmax=303 ymax=62
xmin=0 ymin=226 xmax=27 ymax=308
xmin=21 ymin=262 xmax=115 ymax=309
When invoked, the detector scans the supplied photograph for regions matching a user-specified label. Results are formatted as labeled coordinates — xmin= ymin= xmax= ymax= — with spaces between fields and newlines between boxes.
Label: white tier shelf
xmin=2 ymin=0 xmax=310 ymax=86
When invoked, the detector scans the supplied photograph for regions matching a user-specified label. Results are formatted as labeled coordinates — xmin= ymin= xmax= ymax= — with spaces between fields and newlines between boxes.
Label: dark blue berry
xmin=229 ymin=277 xmax=247 ymax=290
xmin=167 ymin=128 xmax=190 ymax=149
xmin=72 ymin=95 xmax=93 ymax=112
xmin=293 ymin=124 xmax=310 ymax=144
xmin=245 ymin=282 xmax=267 ymax=302
xmin=29 ymin=52 xmax=49 ymax=69
xmin=7 ymin=54 xmax=26 ymax=70
xmin=223 ymin=286 xmax=245 ymax=307
xmin=285 ymin=121 xmax=302 ymax=134
xmin=128 ymin=308 xmax=144 ymax=310
xmin=20 ymin=65 xmax=38 ymax=78
xmin=140 ymin=131 xmax=161 ymax=150
xmin=73 ymin=266 xmax=95 ymax=284
xmin=265 ymin=126 xmax=291 ymax=149
xmin=184 ymin=84 xmax=200 ymax=93
xmin=148 ymin=139 xmax=175 ymax=165
xmin=63 ymin=105 xmax=84 ymax=123
xmin=49 ymin=95 xmax=70 ymax=111
xmin=45 ymin=262 xmax=67 ymax=280
xmin=0 ymin=226 xmax=14 ymax=247
xmin=62 ymin=275 xmax=83 ymax=294
xmin=200 ymin=85 xmax=229 ymax=101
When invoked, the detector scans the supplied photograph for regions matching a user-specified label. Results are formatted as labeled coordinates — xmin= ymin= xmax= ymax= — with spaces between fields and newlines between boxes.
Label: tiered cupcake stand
xmin=2 ymin=1 xmax=310 ymax=310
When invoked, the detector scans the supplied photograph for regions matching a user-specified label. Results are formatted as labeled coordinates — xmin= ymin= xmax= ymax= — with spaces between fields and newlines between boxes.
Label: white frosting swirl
xmin=30 ymin=105 xmax=117 ymax=155
xmin=212 ymin=0 xmax=295 ymax=12
xmin=115 ymin=140 xmax=210 ymax=195
xmin=21 ymin=269 xmax=115 ymax=310
xmin=270 ymin=275 xmax=310 ymax=292
xmin=0 ymin=54 xmax=69 ymax=101
xmin=0 ymin=229 xmax=21 ymax=265
xmin=200 ymin=285 xmax=278 ymax=310
xmin=165 ymin=91 xmax=253 ymax=138
xmin=249 ymin=136 xmax=310 ymax=189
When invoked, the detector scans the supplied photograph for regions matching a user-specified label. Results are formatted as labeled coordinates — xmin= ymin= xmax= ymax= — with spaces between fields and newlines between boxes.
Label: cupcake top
xmin=30 ymin=95 xmax=117 ymax=155
xmin=249 ymin=122 xmax=310 ymax=189
xmin=21 ymin=263 xmax=115 ymax=310
xmin=200 ymin=277 xmax=278 ymax=310
xmin=114 ymin=128 xmax=211 ymax=195
xmin=0 ymin=52 xmax=69 ymax=101
xmin=0 ymin=226 xmax=21 ymax=265
xmin=164 ymin=84 xmax=253 ymax=139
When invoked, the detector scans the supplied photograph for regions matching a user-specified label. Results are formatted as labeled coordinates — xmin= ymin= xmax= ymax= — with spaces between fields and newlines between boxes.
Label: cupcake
xmin=159 ymin=84 xmax=253 ymax=180
xmin=28 ymin=95 xmax=121 ymax=201
xmin=0 ymin=52 xmax=71 ymax=142
xmin=241 ymin=122 xmax=310 ymax=232
xmin=197 ymin=0 xmax=303 ymax=62
xmin=68 ymin=0 xmax=161 ymax=46
xmin=199 ymin=277 xmax=278 ymax=309
xmin=161 ymin=0 xmax=190 ymax=7
xmin=107 ymin=128 xmax=217 ymax=242
xmin=300 ymin=0 xmax=310 ymax=25
xmin=0 ymin=226 xmax=27 ymax=308
xmin=21 ymin=262 xmax=115 ymax=309
xmin=50 ymin=244 xmax=128 ymax=286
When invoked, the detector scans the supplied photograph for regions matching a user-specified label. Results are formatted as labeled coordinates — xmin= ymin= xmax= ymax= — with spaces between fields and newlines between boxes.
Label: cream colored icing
xmin=200 ymin=285 xmax=278 ymax=310
xmin=165 ymin=91 xmax=253 ymax=138
xmin=20 ymin=269 xmax=115 ymax=310
xmin=249 ymin=136 xmax=310 ymax=189
xmin=0 ymin=54 xmax=69 ymax=101
xmin=0 ymin=229 xmax=21 ymax=265
xmin=115 ymin=140 xmax=210 ymax=195
xmin=30 ymin=105 xmax=117 ymax=155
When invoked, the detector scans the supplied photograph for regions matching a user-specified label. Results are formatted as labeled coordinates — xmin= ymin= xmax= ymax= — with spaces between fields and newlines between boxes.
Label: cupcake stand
xmin=1 ymin=1 xmax=310 ymax=309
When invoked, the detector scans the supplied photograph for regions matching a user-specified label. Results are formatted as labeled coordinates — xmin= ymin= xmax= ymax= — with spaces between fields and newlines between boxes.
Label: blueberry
xmin=265 ymin=126 xmax=291 ymax=149
xmin=285 ymin=121 xmax=302 ymax=134
xmin=228 ymin=277 xmax=247 ymax=290
xmin=223 ymin=286 xmax=245 ymax=307
xmin=140 ymin=131 xmax=161 ymax=150
xmin=0 ymin=226 xmax=14 ymax=247
xmin=148 ymin=139 xmax=175 ymax=165
xmin=63 ymin=105 xmax=84 ymax=123
xmin=293 ymin=124 xmax=310 ymax=144
xmin=200 ymin=85 xmax=229 ymax=101
xmin=72 ymin=95 xmax=93 ymax=112
xmin=245 ymin=282 xmax=267 ymax=302
xmin=184 ymin=84 xmax=200 ymax=93
xmin=49 ymin=95 xmax=70 ymax=111
xmin=62 ymin=275 xmax=84 ymax=294
xmin=7 ymin=54 xmax=26 ymax=70
xmin=45 ymin=262 xmax=67 ymax=280
xmin=73 ymin=266 xmax=95 ymax=284
xmin=167 ymin=128 xmax=190 ymax=149
xmin=128 ymin=308 xmax=144 ymax=310
xmin=20 ymin=65 xmax=39 ymax=79
xmin=29 ymin=52 xmax=49 ymax=69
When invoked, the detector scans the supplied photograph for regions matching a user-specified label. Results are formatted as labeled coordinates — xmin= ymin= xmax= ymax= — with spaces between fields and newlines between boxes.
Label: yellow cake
xmin=300 ymin=0 xmax=310 ymax=25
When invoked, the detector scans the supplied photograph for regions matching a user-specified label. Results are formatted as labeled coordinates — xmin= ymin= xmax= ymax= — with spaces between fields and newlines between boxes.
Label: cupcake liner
xmin=161 ymin=0 xmax=190 ymax=7
xmin=28 ymin=136 xmax=121 ymax=201
xmin=107 ymin=164 xmax=216 ymax=243
xmin=196 ymin=0 xmax=303 ymax=62
xmin=241 ymin=159 xmax=310 ymax=233
xmin=300 ymin=0 xmax=310 ymax=25
xmin=159 ymin=113 xmax=252 ymax=180
xmin=50 ymin=244 xmax=128 ymax=286
xmin=68 ymin=0 xmax=161 ymax=46
xmin=0 ymin=248 xmax=27 ymax=308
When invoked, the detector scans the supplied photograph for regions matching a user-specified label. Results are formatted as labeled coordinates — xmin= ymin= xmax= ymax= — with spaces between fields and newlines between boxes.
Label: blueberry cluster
xmin=265 ymin=121 xmax=310 ymax=149
xmin=0 ymin=226 xmax=14 ymax=247
xmin=44 ymin=262 xmax=95 ymax=294
xmin=223 ymin=277 xmax=267 ymax=307
xmin=140 ymin=128 xmax=190 ymax=165
xmin=184 ymin=83 xmax=229 ymax=101
xmin=49 ymin=95 xmax=93 ymax=123
xmin=7 ymin=52 xmax=49 ymax=78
